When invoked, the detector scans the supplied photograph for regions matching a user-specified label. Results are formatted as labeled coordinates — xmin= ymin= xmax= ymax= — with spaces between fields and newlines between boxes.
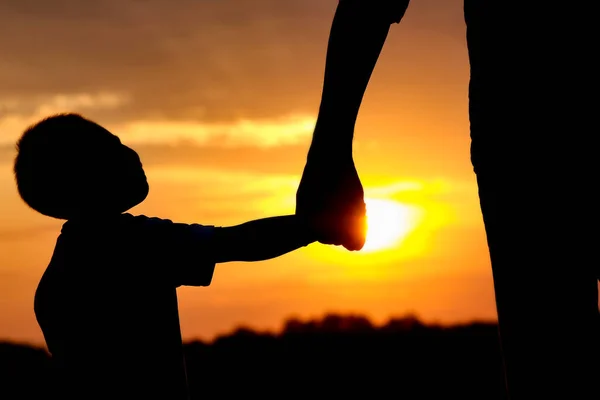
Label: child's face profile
xmin=98 ymin=131 xmax=149 ymax=215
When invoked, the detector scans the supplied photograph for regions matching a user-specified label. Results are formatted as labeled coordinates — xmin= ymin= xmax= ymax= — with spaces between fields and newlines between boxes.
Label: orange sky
xmin=0 ymin=0 xmax=499 ymax=345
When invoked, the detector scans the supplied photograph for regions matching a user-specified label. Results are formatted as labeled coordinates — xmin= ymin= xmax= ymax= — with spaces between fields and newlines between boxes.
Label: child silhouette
xmin=14 ymin=113 xmax=317 ymax=399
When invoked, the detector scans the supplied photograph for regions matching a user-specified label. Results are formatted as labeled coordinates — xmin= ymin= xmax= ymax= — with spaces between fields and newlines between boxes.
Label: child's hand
xmin=296 ymin=158 xmax=367 ymax=251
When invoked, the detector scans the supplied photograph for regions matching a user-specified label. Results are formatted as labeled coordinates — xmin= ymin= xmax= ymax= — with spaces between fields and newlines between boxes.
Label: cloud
xmin=0 ymin=0 xmax=337 ymax=124
xmin=115 ymin=114 xmax=315 ymax=147
xmin=0 ymin=92 xmax=315 ymax=149
xmin=0 ymin=92 xmax=130 ymax=115
xmin=144 ymin=165 xmax=300 ymax=195
xmin=0 ymin=92 xmax=131 ymax=146
xmin=0 ymin=0 xmax=467 ymax=126
xmin=0 ymin=0 xmax=473 ymax=182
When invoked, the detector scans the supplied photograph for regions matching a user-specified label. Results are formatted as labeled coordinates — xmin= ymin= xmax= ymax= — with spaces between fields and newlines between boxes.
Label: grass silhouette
xmin=1 ymin=313 xmax=506 ymax=399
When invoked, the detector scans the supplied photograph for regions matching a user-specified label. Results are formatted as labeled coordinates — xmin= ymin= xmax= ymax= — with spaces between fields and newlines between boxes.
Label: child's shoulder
xmin=60 ymin=213 xmax=173 ymax=235
xmin=107 ymin=214 xmax=175 ymax=235
xmin=124 ymin=214 xmax=175 ymax=227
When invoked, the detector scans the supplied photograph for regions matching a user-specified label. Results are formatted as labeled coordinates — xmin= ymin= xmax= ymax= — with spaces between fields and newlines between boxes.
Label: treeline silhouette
xmin=1 ymin=314 xmax=507 ymax=399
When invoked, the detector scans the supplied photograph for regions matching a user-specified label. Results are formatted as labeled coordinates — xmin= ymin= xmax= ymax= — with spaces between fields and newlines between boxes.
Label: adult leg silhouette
xmin=465 ymin=2 xmax=599 ymax=398
xmin=296 ymin=0 xmax=410 ymax=251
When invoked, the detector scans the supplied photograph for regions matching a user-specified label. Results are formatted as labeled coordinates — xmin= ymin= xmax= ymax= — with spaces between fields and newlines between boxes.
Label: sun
xmin=362 ymin=198 xmax=416 ymax=252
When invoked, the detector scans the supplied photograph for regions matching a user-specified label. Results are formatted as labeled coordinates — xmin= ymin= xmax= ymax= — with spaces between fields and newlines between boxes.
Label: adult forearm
xmin=309 ymin=0 xmax=404 ymax=158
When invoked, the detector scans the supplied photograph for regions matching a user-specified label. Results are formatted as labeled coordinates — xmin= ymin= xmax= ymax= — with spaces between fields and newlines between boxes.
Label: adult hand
xmin=296 ymin=156 xmax=366 ymax=251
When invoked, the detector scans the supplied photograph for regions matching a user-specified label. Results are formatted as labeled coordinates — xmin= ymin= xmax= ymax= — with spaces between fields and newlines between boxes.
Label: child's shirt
xmin=34 ymin=213 xmax=215 ymax=400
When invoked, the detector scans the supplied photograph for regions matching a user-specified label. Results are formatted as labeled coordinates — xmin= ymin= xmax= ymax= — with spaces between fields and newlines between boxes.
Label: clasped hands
xmin=296 ymin=153 xmax=367 ymax=251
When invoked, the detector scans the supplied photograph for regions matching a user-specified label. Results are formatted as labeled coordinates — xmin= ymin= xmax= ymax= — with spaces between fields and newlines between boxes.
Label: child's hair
xmin=13 ymin=113 xmax=113 ymax=219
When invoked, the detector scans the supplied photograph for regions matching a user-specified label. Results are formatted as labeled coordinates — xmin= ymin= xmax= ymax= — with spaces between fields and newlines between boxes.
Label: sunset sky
xmin=0 ymin=0 xmax=499 ymax=345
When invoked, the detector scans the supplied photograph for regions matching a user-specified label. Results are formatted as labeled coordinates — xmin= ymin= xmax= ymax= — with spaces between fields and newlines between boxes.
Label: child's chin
xmin=100 ymin=192 xmax=147 ymax=215
xmin=124 ymin=182 xmax=149 ymax=211
xmin=90 ymin=179 xmax=149 ymax=214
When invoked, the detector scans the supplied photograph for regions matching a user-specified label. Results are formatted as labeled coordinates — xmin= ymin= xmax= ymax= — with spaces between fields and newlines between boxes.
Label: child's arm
xmin=211 ymin=215 xmax=317 ymax=263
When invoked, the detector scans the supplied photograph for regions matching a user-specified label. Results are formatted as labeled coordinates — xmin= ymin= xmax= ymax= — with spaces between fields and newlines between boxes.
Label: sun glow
xmin=304 ymin=194 xmax=426 ymax=267
xmin=362 ymin=198 xmax=416 ymax=252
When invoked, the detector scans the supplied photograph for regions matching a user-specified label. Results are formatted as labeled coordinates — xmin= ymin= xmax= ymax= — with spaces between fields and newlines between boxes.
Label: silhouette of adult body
xmin=296 ymin=1 xmax=600 ymax=398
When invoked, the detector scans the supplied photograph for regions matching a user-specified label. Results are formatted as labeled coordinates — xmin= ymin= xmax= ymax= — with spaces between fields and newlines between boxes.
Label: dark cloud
xmin=0 ymin=0 xmax=466 ymax=124
xmin=0 ymin=0 xmax=335 ymax=123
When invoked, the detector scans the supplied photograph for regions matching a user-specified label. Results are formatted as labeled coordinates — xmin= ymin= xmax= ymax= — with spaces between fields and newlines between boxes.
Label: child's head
xmin=13 ymin=113 xmax=149 ymax=220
